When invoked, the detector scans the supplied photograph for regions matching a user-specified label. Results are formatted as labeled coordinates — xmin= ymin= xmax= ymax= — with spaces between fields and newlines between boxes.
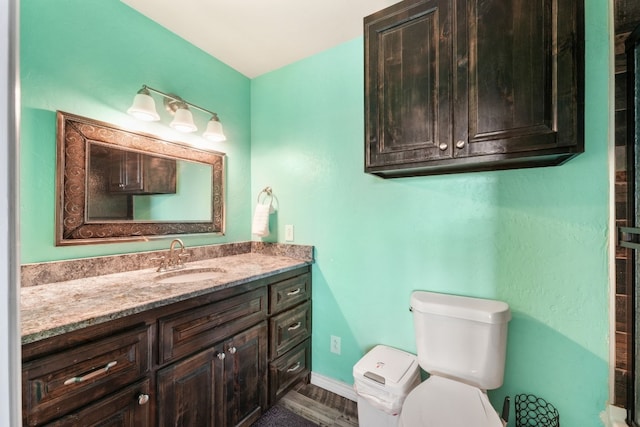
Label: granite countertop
xmin=21 ymin=252 xmax=310 ymax=345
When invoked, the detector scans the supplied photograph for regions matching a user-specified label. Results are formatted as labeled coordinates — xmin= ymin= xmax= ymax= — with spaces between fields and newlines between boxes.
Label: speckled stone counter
xmin=22 ymin=250 xmax=311 ymax=345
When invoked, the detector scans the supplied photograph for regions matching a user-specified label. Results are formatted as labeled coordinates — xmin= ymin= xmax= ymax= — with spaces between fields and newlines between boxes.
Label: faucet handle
xmin=177 ymin=252 xmax=190 ymax=268
xmin=151 ymin=256 xmax=167 ymax=272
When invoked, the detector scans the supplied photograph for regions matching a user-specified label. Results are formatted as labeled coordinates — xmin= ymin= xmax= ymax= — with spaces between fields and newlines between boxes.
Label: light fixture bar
xmin=142 ymin=84 xmax=218 ymax=117
xmin=128 ymin=84 xmax=226 ymax=142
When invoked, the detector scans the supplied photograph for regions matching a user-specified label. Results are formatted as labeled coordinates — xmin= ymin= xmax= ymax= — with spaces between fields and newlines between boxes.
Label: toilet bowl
xmin=399 ymin=376 xmax=503 ymax=427
xmin=400 ymin=291 xmax=511 ymax=426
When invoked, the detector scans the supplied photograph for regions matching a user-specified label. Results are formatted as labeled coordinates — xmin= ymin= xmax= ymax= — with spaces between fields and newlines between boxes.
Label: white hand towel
xmin=252 ymin=203 xmax=271 ymax=237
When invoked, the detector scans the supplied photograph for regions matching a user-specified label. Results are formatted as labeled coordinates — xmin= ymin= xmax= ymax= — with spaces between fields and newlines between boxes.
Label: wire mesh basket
xmin=514 ymin=394 xmax=559 ymax=427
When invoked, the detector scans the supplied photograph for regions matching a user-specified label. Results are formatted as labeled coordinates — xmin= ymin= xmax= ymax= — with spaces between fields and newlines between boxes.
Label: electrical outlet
xmin=330 ymin=335 xmax=341 ymax=355
xmin=285 ymin=224 xmax=294 ymax=242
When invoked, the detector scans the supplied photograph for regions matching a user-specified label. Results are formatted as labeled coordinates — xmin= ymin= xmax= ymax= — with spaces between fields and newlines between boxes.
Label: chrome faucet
xmin=153 ymin=239 xmax=189 ymax=272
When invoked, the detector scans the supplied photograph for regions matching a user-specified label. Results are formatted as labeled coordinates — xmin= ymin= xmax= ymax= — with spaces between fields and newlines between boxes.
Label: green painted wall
xmin=20 ymin=0 xmax=252 ymax=262
xmin=250 ymin=0 xmax=611 ymax=425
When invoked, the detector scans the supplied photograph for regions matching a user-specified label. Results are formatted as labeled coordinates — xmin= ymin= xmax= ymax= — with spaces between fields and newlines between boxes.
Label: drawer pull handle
xmin=288 ymin=322 xmax=302 ymax=331
xmin=228 ymin=346 xmax=237 ymax=355
xmin=286 ymin=288 xmax=301 ymax=296
xmin=287 ymin=362 xmax=301 ymax=373
xmin=138 ymin=394 xmax=150 ymax=406
xmin=217 ymin=352 xmax=226 ymax=360
xmin=63 ymin=361 xmax=117 ymax=385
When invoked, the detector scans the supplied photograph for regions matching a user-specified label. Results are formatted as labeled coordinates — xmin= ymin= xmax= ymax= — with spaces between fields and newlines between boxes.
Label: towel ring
xmin=257 ymin=186 xmax=273 ymax=204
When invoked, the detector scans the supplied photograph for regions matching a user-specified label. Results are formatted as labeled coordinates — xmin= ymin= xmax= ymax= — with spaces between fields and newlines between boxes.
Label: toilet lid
xmin=400 ymin=376 xmax=504 ymax=427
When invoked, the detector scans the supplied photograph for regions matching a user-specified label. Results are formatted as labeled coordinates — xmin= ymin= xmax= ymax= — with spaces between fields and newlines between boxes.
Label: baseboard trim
xmin=600 ymin=404 xmax=628 ymax=427
xmin=310 ymin=372 xmax=358 ymax=402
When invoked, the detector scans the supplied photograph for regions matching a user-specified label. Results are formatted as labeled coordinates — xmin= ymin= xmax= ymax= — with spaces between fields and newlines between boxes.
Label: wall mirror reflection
xmin=56 ymin=111 xmax=225 ymax=245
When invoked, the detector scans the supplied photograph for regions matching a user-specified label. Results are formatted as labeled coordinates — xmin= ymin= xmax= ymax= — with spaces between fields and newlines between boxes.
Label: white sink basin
xmin=154 ymin=267 xmax=226 ymax=284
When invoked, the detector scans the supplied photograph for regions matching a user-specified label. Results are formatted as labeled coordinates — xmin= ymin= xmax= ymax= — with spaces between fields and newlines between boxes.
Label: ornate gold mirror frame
xmin=56 ymin=111 xmax=225 ymax=245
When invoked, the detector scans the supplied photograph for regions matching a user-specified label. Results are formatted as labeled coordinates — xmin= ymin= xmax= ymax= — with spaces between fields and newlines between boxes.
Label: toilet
xmin=400 ymin=291 xmax=511 ymax=427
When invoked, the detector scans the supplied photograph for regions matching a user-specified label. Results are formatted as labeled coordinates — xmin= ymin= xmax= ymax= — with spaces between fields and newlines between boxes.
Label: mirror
xmin=56 ymin=111 xmax=225 ymax=245
xmin=86 ymin=143 xmax=213 ymax=222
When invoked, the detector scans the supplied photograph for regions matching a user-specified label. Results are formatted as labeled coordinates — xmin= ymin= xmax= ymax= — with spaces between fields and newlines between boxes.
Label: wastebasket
xmin=353 ymin=345 xmax=421 ymax=427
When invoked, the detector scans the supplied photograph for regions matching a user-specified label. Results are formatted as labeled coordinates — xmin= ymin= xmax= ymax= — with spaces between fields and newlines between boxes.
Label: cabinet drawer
xmin=22 ymin=325 xmax=151 ymax=426
xmin=269 ymin=339 xmax=310 ymax=404
xmin=159 ymin=287 xmax=267 ymax=364
xmin=45 ymin=379 xmax=151 ymax=427
xmin=269 ymin=301 xmax=311 ymax=358
xmin=269 ymin=273 xmax=310 ymax=315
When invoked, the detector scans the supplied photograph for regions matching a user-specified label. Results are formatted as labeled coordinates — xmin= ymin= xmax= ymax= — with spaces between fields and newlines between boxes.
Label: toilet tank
xmin=410 ymin=291 xmax=511 ymax=390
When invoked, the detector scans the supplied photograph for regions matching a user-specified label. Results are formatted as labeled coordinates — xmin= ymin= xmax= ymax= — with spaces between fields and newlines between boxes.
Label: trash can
xmin=353 ymin=345 xmax=421 ymax=427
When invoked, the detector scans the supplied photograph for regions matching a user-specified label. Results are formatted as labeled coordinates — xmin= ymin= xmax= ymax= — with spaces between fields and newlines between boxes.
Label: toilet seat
xmin=399 ymin=376 xmax=503 ymax=427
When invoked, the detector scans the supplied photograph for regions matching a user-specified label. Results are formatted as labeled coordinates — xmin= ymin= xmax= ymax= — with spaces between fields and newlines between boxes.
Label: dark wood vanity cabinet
xmin=364 ymin=0 xmax=584 ymax=177
xmin=22 ymin=266 xmax=311 ymax=427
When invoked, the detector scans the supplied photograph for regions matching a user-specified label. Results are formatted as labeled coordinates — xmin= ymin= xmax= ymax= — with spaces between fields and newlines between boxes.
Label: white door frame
xmin=1 ymin=0 xmax=22 ymax=425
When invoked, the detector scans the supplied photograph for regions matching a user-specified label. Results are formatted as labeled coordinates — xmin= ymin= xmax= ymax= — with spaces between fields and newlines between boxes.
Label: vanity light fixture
xmin=203 ymin=114 xmax=226 ymax=142
xmin=127 ymin=87 xmax=160 ymax=122
xmin=169 ymin=104 xmax=197 ymax=133
xmin=127 ymin=84 xmax=226 ymax=141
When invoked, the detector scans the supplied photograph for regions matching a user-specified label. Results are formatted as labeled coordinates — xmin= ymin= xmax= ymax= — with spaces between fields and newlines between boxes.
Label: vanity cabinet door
xmin=157 ymin=345 xmax=226 ymax=427
xmin=222 ymin=322 xmax=268 ymax=427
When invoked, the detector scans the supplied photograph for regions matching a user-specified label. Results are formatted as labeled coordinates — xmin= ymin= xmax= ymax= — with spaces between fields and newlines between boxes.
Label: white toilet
xmin=400 ymin=291 xmax=511 ymax=427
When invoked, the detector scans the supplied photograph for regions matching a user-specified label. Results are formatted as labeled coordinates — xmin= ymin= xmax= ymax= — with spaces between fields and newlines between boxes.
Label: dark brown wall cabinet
xmin=109 ymin=150 xmax=177 ymax=194
xmin=364 ymin=0 xmax=585 ymax=177
xmin=22 ymin=266 xmax=311 ymax=427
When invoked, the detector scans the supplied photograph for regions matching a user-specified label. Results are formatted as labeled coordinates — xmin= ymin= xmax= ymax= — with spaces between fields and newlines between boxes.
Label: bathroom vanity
xmin=21 ymin=249 xmax=312 ymax=427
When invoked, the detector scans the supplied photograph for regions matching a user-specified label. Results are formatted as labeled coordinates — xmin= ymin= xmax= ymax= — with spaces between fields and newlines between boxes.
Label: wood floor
xmin=279 ymin=382 xmax=359 ymax=427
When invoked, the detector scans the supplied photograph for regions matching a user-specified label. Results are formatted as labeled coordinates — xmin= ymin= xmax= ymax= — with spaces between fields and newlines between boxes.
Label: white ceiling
xmin=120 ymin=0 xmax=399 ymax=78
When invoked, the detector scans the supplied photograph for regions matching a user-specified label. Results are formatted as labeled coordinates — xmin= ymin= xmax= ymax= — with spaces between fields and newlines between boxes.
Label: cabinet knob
xmin=228 ymin=346 xmax=237 ymax=355
xmin=456 ymin=140 xmax=466 ymax=149
xmin=217 ymin=352 xmax=226 ymax=360
xmin=438 ymin=143 xmax=448 ymax=151
xmin=118 ymin=183 xmax=125 ymax=188
xmin=138 ymin=394 xmax=150 ymax=406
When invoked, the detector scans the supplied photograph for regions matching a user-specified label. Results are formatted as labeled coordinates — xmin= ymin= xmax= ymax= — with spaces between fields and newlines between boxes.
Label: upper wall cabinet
xmin=364 ymin=0 xmax=585 ymax=177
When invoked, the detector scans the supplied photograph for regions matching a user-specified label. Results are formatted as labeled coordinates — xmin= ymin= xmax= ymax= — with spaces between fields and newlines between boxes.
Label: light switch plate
xmin=330 ymin=335 xmax=341 ymax=355
xmin=285 ymin=224 xmax=294 ymax=241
